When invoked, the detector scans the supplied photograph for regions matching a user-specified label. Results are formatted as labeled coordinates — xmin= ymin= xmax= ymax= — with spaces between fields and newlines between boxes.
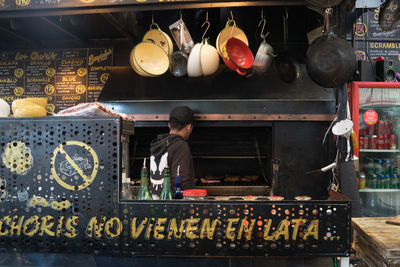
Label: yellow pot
xmin=142 ymin=24 xmax=173 ymax=56
xmin=13 ymin=102 xmax=47 ymax=117
xmin=130 ymin=48 xmax=156 ymax=77
xmin=216 ymin=21 xmax=248 ymax=55
xmin=133 ymin=41 xmax=169 ymax=76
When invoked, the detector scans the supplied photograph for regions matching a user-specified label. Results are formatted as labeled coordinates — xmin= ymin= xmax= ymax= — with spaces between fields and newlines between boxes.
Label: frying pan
xmin=275 ymin=9 xmax=301 ymax=83
xmin=306 ymin=8 xmax=356 ymax=88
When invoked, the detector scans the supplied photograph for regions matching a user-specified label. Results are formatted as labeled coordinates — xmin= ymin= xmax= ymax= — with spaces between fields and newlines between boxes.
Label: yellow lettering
xmin=274 ymin=219 xmax=290 ymax=241
xmin=185 ymin=218 xmax=200 ymax=239
xmin=88 ymin=49 xmax=112 ymax=66
xmin=62 ymin=76 xmax=76 ymax=82
xmin=237 ymin=219 xmax=255 ymax=241
xmin=56 ymin=216 xmax=64 ymax=237
xmin=23 ymin=216 xmax=40 ymax=237
xmin=145 ymin=218 xmax=155 ymax=239
xmin=86 ymin=216 xmax=106 ymax=238
xmin=39 ymin=215 xmax=55 ymax=236
xmin=104 ymin=217 xmax=122 ymax=238
xmin=226 ymin=218 xmax=240 ymax=241
xmin=263 ymin=219 xmax=274 ymax=240
xmin=304 ymin=220 xmax=319 ymax=240
xmin=30 ymin=51 xmax=57 ymax=61
xmin=65 ymin=216 xmax=78 ymax=238
xmin=200 ymin=218 xmax=219 ymax=240
xmin=292 ymin=219 xmax=307 ymax=240
xmin=0 ymin=216 xmax=10 ymax=236
xmin=10 ymin=216 xmax=24 ymax=236
xmin=131 ymin=217 xmax=147 ymax=239
xmin=167 ymin=218 xmax=185 ymax=239
xmin=153 ymin=218 xmax=167 ymax=239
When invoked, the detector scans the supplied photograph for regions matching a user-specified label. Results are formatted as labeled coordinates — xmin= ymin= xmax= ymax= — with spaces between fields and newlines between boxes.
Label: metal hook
xmin=230 ymin=10 xmax=234 ymax=21
xmin=201 ymin=11 xmax=210 ymax=41
xmin=180 ymin=10 xmax=183 ymax=21
xmin=283 ymin=8 xmax=288 ymax=20
xmin=151 ymin=12 xmax=154 ymax=24
xmin=258 ymin=9 xmax=268 ymax=40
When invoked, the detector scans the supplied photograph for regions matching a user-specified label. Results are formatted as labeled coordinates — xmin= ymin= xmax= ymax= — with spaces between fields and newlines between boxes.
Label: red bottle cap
xmin=183 ymin=189 xmax=207 ymax=197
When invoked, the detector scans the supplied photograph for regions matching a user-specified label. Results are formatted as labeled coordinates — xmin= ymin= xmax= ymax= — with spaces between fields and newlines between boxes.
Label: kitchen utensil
xmin=275 ymin=9 xmax=301 ymax=83
xmin=143 ymin=23 xmax=173 ymax=56
xmin=130 ymin=48 xmax=156 ymax=77
xmin=332 ymin=118 xmax=353 ymax=162
xmin=216 ymin=13 xmax=248 ymax=56
xmin=306 ymin=8 xmax=357 ymax=88
xmin=253 ymin=11 xmax=276 ymax=74
xmin=306 ymin=162 xmax=337 ymax=175
xmin=221 ymin=37 xmax=253 ymax=76
xmin=169 ymin=19 xmax=188 ymax=77
xmin=187 ymin=43 xmax=203 ymax=77
xmin=133 ymin=41 xmax=169 ymax=76
xmin=169 ymin=17 xmax=194 ymax=54
xmin=379 ymin=0 xmax=400 ymax=31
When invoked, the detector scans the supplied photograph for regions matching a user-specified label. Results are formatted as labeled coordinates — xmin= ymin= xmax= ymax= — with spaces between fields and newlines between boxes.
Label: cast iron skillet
xmin=306 ymin=8 xmax=357 ymax=88
xmin=275 ymin=9 xmax=301 ymax=83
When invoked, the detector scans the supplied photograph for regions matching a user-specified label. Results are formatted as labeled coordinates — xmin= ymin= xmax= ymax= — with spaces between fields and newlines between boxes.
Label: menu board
xmin=0 ymin=48 xmax=112 ymax=113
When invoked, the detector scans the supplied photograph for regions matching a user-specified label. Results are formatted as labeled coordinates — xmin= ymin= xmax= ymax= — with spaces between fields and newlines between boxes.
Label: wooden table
xmin=352 ymin=217 xmax=400 ymax=267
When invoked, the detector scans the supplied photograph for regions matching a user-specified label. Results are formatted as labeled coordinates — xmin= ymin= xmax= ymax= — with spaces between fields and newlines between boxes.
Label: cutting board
xmin=386 ymin=215 xmax=400 ymax=226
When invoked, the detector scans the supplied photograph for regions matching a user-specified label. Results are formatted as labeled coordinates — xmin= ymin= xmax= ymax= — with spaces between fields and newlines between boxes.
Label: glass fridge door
xmin=351 ymin=82 xmax=400 ymax=217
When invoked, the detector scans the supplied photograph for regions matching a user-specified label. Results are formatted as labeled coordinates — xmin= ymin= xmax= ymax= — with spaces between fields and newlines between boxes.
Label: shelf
xmin=359 ymin=189 xmax=400 ymax=192
xmin=360 ymin=149 xmax=400 ymax=153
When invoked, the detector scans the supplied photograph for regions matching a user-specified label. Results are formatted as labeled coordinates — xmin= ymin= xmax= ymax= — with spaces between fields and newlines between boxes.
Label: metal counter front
xmin=0 ymin=117 xmax=351 ymax=257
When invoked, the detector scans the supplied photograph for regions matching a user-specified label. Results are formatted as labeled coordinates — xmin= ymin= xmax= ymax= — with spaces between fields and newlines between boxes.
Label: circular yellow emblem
xmin=50 ymin=141 xmax=99 ymax=191
xmin=75 ymin=84 xmax=86 ymax=94
xmin=14 ymin=87 xmax=24 ymax=96
xmin=100 ymin=73 xmax=110 ymax=84
xmin=77 ymin=68 xmax=87 ymax=77
xmin=46 ymin=68 xmax=56 ymax=77
xmin=14 ymin=68 xmax=24 ymax=78
xmin=44 ymin=84 xmax=55 ymax=95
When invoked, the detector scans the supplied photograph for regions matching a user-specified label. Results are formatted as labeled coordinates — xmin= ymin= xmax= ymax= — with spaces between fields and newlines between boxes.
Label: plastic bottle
xmin=384 ymin=174 xmax=391 ymax=189
xmin=137 ymin=158 xmax=153 ymax=200
xmin=359 ymin=172 xmax=366 ymax=190
xmin=370 ymin=174 xmax=377 ymax=189
xmin=377 ymin=174 xmax=384 ymax=189
xmin=160 ymin=164 xmax=173 ymax=200
xmin=376 ymin=160 xmax=384 ymax=175
xmin=174 ymin=165 xmax=183 ymax=199
xmin=392 ymin=174 xmax=399 ymax=189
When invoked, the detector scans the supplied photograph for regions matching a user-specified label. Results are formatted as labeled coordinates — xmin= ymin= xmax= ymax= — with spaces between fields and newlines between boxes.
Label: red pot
xmin=221 ymin=37 xmax=253 ymax=76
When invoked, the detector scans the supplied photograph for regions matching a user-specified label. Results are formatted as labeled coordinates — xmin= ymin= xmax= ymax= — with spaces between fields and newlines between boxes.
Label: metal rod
xmin=40 ymin=17 xmax=88 ymax=46
xmin=0 ymin=0 xmax=307 ymax=19
xmin=0 ymin=25 xmax=41 ymax=47
xmin=101 ymin=13 xmax=137 ymax=44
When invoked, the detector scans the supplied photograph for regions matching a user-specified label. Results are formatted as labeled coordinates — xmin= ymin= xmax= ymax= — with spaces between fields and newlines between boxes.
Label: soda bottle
xmin=392 ymin=174 xmax=399 ymax=189
xmin=384 ymin=174 xmax=391 ymax=189
xmin=174 ymin=165 xmax=183 ymax=199
xmin=376 ymin=160 xmax=384 ymax=175
xmin=377 ymin=174 xmax=385 ymax=189
xmin=160 ymin=163 xmax=173 ymax=200
xmin=137 ymin=158 xmax=153 ymax=200
xmin=370 ymin=174 xmax=377 ymax=189
xmin=385 ymin=160 xmax=391 ymax=176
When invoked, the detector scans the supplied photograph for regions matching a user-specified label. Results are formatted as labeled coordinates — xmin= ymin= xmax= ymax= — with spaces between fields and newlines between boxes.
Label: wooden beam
xmin=40 ymin=17 xmax=89 ymax=46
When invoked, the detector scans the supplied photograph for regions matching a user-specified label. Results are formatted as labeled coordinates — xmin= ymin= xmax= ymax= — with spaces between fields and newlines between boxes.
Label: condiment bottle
xmin=137 ymin=158 xmax=152 ymax=200
xmin=174 ymin=165 xmax=183 ymax=199
xmin=160 ymin=163 xmax=173 ymax=200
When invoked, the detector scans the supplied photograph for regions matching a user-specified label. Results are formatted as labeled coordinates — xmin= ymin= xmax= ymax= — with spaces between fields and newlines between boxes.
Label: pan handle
xmin=235 ymin=68 xmax=247 ymax=76
xmin=323 ymin=8 xmax=333 ymax=36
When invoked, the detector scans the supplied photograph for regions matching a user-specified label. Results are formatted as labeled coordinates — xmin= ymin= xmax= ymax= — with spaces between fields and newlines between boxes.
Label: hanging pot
xmin=216 ymin=19 xmax=248 ymax=56
xmin=221 ymin=37 xmax=253 ymax=76
xmin=306 ymin=8 xmax=357 ymax=88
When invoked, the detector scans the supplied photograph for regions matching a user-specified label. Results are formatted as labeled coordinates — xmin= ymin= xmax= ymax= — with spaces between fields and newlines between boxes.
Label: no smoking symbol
xmin=50 ymin=141 xmax=99 ymax=191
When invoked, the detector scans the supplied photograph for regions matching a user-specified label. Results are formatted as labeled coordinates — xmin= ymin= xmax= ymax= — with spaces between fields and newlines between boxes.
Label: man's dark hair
xmin=169 ymin=106 xmax=194 ymax=130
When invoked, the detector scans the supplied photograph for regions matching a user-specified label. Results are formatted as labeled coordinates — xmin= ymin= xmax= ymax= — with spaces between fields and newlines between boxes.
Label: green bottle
xmin=160 ymin=163 xmax=173 ymax=200
xmin=137 ymin=158 xmax=152 ymax=200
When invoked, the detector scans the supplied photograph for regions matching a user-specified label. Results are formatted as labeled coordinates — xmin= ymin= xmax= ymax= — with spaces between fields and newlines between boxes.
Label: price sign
xmin=363 ymin=109 xmax=378 ymax=125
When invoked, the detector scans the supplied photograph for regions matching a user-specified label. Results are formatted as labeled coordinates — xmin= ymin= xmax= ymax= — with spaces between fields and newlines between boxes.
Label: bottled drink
xmin=377 ymin=174 xmax=385 ymax=189
xmin=376 ymin=160 xmax=384 ymax=175
xmin=174 ymin=165 xmax=183 ymax=199
xmin=160 ymin=164 xmax=173 ymax=200
xmin=392 ymin=174 xmax=399 ymax=189
xmin=359 ymin=172 xmax=366 ymax=189
xmin=384 ymin=174 xmax=391 ymax=189
xmin=385 ymin=160 xmax=392 ymax=176
xmin=370 ymin=174 xmax=377 ymax=189
xmin=137 ymin=158 xmax=153 ymax=200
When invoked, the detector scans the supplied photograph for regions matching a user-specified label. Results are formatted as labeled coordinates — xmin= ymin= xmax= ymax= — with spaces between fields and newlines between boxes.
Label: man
xmin=149 ymin=106 xmax=195 ymax=198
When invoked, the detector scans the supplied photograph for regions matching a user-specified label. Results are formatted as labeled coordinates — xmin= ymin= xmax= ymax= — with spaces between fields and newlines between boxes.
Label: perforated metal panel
xmin=0 ymin=117 xmax=120 ymax=253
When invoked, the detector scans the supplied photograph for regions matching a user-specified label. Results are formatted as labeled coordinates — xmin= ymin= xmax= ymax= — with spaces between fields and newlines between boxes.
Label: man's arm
xmin=170 ymin=142 xmax=195 ymax=190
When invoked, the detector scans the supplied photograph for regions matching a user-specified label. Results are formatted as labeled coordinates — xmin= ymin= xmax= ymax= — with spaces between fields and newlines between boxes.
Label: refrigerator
xmin=350 ymin=81 xmax=400 ymax=217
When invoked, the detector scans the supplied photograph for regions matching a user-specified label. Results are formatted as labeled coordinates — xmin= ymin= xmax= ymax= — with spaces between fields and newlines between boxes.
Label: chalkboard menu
xmin=0 ymin=48 xmax=113 ymax=113
xmin=353 ymin=8 xmax=400 ymax=70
